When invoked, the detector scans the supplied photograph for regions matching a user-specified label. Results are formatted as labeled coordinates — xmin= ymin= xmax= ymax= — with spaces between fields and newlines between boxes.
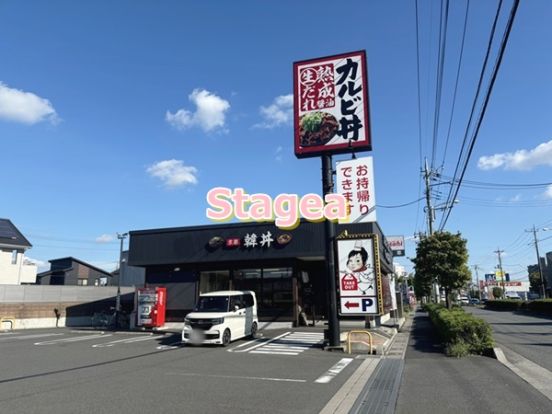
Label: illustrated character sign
xmin=341 ymin=240 xmax=375 ymax=295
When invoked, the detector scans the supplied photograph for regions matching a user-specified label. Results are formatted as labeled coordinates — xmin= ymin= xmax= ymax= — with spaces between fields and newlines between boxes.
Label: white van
xmin=182 ymin=290 xmax=258 ymax=346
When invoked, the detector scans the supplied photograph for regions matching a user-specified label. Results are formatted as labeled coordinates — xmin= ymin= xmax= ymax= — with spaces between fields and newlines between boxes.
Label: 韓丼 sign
xmin=336 ymin=157 xmax=376 ymax=223
xmin=294 ymin=50 xmax=372 ymax=158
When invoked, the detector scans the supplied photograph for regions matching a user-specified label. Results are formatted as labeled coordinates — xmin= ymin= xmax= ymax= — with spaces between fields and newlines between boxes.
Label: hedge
xmin=485 ymin=300 xmax=526 ymax=311
xmin=424 ymin=303 xmax=494 ymax=357
xmin=527 ymin=299 xmax=552 ymax=313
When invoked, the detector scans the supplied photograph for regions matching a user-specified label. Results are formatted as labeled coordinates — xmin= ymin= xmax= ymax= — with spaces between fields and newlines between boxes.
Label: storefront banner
xmin=336 ymin=237 xmax=379 ymax=315
xmin=294 ymin=50 xmax=372 ymax=158
xmin=336 ymin=157 xmax=377 ymax=223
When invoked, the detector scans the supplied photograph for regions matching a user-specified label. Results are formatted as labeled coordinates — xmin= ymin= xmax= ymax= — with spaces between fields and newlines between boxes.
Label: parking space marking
xmin=156 ymin=342 xmax=181 ymax=350
xmin=0 ymin=333 xmax=64 ymax=341
xmin=167 ymin=372 xmax=306 ymax=383
xmin=228 ymin=332 xmax=290 ymax=353
xmin=35 ymin=333 xmax=111 ymax=346
xmin=315 ymin=358 xmax=354 ymax=384
xmin=92 ymin=334 xmax=156 ymax=348
xmin=235 ymin=331 xmax=324 ymax=356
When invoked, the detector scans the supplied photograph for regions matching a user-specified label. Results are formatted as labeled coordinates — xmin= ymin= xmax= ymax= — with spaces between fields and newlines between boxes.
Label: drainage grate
xmin=349 ymin=359 xmax=404 ymax=414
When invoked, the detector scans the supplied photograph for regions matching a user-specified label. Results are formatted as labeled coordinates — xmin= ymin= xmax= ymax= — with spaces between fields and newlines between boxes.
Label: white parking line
xmin=167 ymin=372 xmax=306 ymax=383
xmin=156 ymin=342 xmax=181 ymax=350
xmin=228 ymin=332 xmax=290 ymax=353
xmin=0 ymin=333 xmax=64 ymax=341
xmin=35 ymin=334 xmax=111 ymax=346
xmin=315 ymin=358 xmax=354 ymax=384
xmin=92 ymin=335 xmax=156 ymax=348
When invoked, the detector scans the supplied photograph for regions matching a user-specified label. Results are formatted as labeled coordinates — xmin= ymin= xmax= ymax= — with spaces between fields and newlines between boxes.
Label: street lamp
xmin=115 ymin=232 xmax=128 ymax=329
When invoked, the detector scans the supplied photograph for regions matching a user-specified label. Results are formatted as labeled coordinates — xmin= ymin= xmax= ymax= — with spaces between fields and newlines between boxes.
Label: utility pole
xmin=494 ymin=249 xmax=505 ymax=299
xmin=116 ymin=232 xmax=128 ymax=329
xmin=423 ymin=159 xmax=433 ymax=236
xmin=422 ymin=159 xmax=439 ymax=303
xmin=321 ymin=155 xmax=340 ymax=347
xmin=472 ymin=264 xmax=481 ymax=300
xmin=526 ymin=225 xmax=547 ymax=299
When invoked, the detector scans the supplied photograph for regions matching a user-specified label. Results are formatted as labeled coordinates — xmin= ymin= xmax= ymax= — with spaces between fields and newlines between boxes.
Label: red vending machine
xmin=136 ymin=287 xmax=166 ymax=328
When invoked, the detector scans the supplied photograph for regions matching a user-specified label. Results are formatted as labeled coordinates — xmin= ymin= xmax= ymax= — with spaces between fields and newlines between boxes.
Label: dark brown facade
xmin=128 ymin=221 xmax=393 ymax=322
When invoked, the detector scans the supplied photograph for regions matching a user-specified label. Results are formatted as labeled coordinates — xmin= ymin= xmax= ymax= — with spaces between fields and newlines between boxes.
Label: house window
xmin=11 ymin=250 xmax=17 ymax=265
xmin=77 ymin=279 xmax=88 ymax=286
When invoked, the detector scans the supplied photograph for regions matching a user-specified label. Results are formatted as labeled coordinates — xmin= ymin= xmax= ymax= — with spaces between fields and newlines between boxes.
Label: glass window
xmin=199 ymin=271 xmax=229 ymax=294
xmin=11 ymin=250 xmax=17 ymax=265
xmin=77 ymin=279 xmax=88 ymax=286
xmin=194 ymin=295 xmax=229 ymax=312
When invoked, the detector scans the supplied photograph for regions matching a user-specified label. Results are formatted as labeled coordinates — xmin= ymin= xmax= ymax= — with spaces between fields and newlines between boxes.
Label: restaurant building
xmin=127 ymin=220 xmax=394 ymax=325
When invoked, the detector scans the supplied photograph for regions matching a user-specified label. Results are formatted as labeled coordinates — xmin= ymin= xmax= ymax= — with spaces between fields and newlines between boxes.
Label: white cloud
xmin=478 ymin=140 xmax=552 ymax=171
xmin=275 ymin=146 xmax=283 ymax=162
xmin=147 ymin=159 xmax=198 ymax=188
xmin=166 ymin=89 xmax=230 ymax=132
xmin=254 ymin=94 xmax=293 ymax=129
xmin=0 ymin=82 xmax=58 ymax=125
xmin=96 ymin=234 xmax=114 ymax=243
xmin=544 ymin=185 xmax=552 ymax=199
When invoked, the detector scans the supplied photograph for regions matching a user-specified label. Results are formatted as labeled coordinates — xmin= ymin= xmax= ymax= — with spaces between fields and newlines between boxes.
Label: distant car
xmin=505 ymin=291 xmax=521 ymax=300
xmin=459 ymin=296 xmax=470 ymax=305
xmin=469 ymin=298 xmax=480 ymax=305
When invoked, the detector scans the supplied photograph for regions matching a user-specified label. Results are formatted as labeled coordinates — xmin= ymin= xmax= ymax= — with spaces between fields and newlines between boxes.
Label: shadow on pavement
xmin=408 ymin=313 xmax=444 ymax=355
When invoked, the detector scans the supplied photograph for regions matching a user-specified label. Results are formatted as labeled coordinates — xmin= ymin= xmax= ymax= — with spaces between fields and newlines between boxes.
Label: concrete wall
xmin=0 ymin=285 xmax=135 ymax=329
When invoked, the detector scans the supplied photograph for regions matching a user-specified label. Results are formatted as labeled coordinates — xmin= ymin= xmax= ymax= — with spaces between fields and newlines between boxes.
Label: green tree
xmin=492 ymin=286 xmax=503 ymax=299
xmin=413 ymin=271 xmax=432 ymax=300
xmin=528 ymin=264 xmax=546 ymax=294
xmin=412 ymin=231 xmax=471 ymax=308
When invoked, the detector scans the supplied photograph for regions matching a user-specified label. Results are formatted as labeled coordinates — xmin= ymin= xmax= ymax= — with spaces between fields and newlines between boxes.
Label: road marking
xmin=251 ymin=350 xmax=300 ymax=356
xmin=35 ymin=333 xmax=111 ymax=345
xmin=156 ymin=342 xmax=181 ymax=350
xmin=247 ymin=332 xmax=324 ymax=356
xmin=315 ymin=358 xmax=354 ymax=384
xmin=166 ymin=372 xmax=306 ymax=383
xmin=228 ymin=332 xmax=290 ymax=353
xmin=92 ymin=335 xmax=156 ymax=348
xmin=320 ymin=358 xmax=381 ymax=413
xmin=0 ymin=333 xmax=64 ymax=341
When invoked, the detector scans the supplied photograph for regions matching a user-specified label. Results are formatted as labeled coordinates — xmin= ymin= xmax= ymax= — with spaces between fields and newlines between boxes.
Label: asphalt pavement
xmin=466 ymin=307 xmax=552 ymax=372
xmin=395 ymin=310 xmax=552 ymax=414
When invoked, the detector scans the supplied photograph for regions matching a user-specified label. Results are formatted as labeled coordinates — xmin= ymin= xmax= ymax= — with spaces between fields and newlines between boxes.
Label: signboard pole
xmin=322 ymin=154 xmax=340 ymax=347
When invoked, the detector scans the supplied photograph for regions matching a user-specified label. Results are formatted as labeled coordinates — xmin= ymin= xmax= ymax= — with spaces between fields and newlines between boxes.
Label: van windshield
xmin=194 ymin=296 xmax=229 ymax=312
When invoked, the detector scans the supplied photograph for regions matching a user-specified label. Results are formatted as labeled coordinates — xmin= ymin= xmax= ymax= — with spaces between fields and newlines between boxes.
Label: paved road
xmin=0 ymin=328 xmax=359 ymax=414
xmin=395 ymin=310 xmax=552 ymax=414
xmin=467 ymin=307 xmax=552 ymax=372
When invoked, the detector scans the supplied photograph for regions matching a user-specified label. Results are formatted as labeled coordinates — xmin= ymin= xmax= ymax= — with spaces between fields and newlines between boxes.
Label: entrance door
xmin=199 ymin=270 xmax=229 ymax=294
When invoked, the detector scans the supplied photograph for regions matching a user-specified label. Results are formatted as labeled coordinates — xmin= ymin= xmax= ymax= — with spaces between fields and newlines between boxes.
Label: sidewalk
xmin=394 ymin=310 xmax=552 ymax=414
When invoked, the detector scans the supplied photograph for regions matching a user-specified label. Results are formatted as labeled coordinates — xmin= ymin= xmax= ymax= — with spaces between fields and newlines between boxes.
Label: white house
xmin=0 ymin=219 xmax=37 ymax=284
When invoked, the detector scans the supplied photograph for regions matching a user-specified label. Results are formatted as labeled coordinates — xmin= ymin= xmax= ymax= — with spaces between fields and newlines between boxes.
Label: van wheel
xmin=249 ymin=322 xmax=258 ymax=339
xmin=222 ymin=329 xmax=231 ymax=346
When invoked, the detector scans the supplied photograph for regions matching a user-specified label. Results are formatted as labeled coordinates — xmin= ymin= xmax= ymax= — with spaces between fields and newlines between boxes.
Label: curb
xmin=493 ymin=345 xmax=552 ymax=402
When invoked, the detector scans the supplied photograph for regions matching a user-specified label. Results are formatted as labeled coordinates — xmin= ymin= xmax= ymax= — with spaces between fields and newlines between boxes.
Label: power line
xmin=377 ymin=197 xmax=424 ymax=209
xmin=439 ymin=0 xmax=520 ymax=230
xmin=439 ymin=0 xmax=505 ymax=228
xmin=441 ymin=0 xmax=470 ymax=169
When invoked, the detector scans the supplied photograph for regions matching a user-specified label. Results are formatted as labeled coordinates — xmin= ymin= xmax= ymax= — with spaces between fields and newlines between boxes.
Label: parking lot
xmin=0 ymin=328 xmax=363 ymax=413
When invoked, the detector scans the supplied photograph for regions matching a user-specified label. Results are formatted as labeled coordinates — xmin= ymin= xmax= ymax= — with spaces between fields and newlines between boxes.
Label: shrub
xmin=485 ymin=300 xmax=525 ymax=311
xmin=527 ymin=299 xmax=552 ymax=314
xmin=425 ymin=305 xmax=494 ymax=357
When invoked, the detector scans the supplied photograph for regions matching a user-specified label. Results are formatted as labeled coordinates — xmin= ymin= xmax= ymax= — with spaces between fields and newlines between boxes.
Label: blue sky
xmin=1 ymin=0 xmax=551 ymax=281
